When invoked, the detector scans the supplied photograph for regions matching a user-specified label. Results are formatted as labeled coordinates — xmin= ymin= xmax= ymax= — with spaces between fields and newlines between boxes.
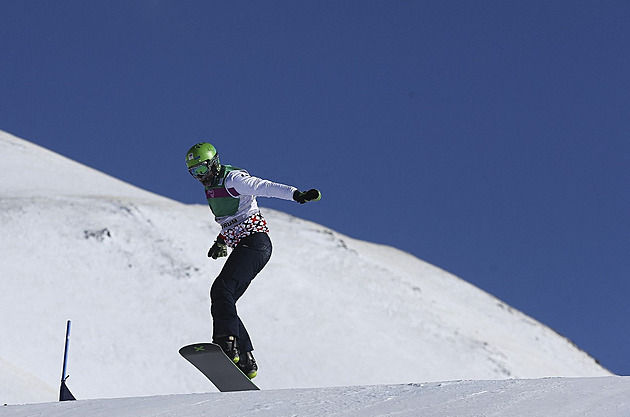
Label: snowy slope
xmin=3 ymin=377 xmax=629 ymax=416
xmin=0 ymin=130 xmax=166 ymax=201
xmin=0 ymin=130 xmax=610 ymax=405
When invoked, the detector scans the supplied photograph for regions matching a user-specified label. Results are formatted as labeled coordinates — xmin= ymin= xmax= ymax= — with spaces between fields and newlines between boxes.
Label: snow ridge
xmin=4 ymin=377 xmax=630 ymax=417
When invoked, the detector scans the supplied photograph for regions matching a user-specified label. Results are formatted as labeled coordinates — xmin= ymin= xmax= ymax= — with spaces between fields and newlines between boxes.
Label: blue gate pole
xmin=59 ymin=320 xmax=76 ymax=401
xmin=61 ymin=320 xmax=71 ymax=381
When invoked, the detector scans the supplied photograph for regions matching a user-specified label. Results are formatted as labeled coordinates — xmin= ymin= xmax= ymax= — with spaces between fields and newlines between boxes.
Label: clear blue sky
xmin=1 ymin=1 xmax=628 ymax=375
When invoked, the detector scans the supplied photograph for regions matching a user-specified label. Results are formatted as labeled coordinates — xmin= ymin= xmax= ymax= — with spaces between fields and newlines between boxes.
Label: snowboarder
xmin=185 ymin=142 xmax=320 ymax=379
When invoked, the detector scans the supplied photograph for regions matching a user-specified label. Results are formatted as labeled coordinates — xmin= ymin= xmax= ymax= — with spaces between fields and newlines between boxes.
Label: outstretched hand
xmin=293 ymin=189 xmax=321 ymax=204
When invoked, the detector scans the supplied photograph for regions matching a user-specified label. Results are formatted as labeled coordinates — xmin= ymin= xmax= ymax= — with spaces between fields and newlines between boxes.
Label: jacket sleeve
xmin=226 ymin=170 xmax=297 ymax=201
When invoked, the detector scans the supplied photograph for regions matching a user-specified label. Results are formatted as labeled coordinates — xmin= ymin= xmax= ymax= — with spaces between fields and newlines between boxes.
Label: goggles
xmin=188 ymin=156 xmax=219 ymax=179
xmin=189 ymin=161 xmax=209 ymax=178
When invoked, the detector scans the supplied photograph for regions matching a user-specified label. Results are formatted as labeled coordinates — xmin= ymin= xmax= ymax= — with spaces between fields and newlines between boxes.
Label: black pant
xmin=210 ymin=232 xmax=272 ymax=353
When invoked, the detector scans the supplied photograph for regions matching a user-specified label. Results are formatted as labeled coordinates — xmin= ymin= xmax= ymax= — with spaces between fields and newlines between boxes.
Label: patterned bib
xmin=220 ymin=212 xmax=269 ymax=248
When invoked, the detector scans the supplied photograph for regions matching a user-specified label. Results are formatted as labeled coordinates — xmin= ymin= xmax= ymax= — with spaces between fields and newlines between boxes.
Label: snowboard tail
xmin=179 ymin=343 xmax=259 ymax=392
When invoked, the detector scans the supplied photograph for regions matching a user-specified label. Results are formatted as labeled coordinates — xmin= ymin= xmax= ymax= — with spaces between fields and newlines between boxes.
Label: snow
xmin=0 ymin=130 xmax=619 ymax=415
xmin=3 ymin=377 xmax=630 ymax=416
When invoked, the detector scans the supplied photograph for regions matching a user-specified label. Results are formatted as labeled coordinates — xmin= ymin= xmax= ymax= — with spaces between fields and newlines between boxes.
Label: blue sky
xmin=1 ymin=1 xmax=628 ymax=375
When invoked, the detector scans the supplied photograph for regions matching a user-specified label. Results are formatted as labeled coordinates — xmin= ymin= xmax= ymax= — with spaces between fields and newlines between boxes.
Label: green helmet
xmin=186 ymin=142 xmax=218 ymax=168
xmin=186 ymin=142 xmax=221 ymax=183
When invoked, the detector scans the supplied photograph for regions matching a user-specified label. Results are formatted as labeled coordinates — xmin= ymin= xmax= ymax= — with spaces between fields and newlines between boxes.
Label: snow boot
xmin=238 ymin=351 xmax=258 ymax=379
xmin=214 ymin=335 xmax=240 ymax=363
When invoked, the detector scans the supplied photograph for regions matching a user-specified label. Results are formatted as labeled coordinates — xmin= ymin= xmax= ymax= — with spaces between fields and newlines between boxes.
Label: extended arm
xmin=226 ymin=171 xmax=297 ymax=200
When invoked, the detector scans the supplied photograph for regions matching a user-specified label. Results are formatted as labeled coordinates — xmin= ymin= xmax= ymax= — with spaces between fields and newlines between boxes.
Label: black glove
xmin=293 ymin=189 xmax=321 ymax=204
xmin=208 ymin=236 xmax=228 ymax=259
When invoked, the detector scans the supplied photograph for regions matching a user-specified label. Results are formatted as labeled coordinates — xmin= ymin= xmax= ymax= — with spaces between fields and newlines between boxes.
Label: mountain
xmin=0 ymin=130 xmax=610 ymax=405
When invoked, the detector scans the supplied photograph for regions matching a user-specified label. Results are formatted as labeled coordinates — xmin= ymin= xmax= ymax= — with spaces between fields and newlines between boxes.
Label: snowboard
xmin=179 ymin=343 xmax=259 ymax=392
